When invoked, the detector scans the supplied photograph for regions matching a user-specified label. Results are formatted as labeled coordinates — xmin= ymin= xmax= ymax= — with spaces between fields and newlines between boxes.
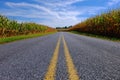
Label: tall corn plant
xmin=0 ymin=15 xmax=9 ymax=36
xmin=0 ymin=14 xmax=52 ymax=37
xmin=69 ymin=8 xmax=120 ymax=38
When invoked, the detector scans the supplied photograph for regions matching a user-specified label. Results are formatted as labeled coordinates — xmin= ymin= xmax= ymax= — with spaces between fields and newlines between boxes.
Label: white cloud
xmin=5 ymin=2 xmax=82 ymax=20
xmin=6 ymin=2 xmax=53 ymax=14
xmin=107 ymin=0 xmax=120 ymax=6
xmin=5 ymin=2 xmax=62 ymax=19
xmin=35 ymin=0 xmax=84 ymax=7
xmin=0 ymin=9 xmax=49 ymax=19
xmin=2 ymin=1 xmax=107 ymax=27
xmin=40 ymin=17 xmax=87 ymax=27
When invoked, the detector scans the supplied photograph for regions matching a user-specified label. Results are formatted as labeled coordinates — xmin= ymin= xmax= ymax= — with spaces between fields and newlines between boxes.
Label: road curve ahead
xmin=0 ymin=32 xmax=120 ymax=80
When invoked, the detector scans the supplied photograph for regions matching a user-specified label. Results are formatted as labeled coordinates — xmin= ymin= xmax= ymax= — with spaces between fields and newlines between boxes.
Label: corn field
xmin=69 ymin=8 xmax=120 ymax=38
xmin=0 ymin=15 xmax=55 ymax=37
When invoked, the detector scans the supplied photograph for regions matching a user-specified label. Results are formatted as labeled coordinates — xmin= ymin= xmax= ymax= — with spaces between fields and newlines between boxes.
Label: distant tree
xmin=64 ymin=26 xmax=67 ymax=29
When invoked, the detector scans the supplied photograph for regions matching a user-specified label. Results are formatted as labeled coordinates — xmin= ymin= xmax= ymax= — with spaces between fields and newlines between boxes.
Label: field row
xmin=0 ymin=15 xmax=56 ymax=37
xmin=69 ymin=9 xmax=120 ymax=38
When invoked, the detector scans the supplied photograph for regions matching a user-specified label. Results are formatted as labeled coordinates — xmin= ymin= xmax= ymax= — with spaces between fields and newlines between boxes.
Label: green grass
xmin=0 ymin=32 xmax=56 ymax=44
xmin=70 ymin=31 xmax=120 ymax=41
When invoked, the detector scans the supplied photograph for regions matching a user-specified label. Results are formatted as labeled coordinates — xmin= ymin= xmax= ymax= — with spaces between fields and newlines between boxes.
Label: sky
xmin=0 ymin=0 xmax=120 ymax=28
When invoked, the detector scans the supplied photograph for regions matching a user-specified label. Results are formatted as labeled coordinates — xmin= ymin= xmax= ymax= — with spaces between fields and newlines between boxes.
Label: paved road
xmin=0 ymin=32 xmax=120 ymax=80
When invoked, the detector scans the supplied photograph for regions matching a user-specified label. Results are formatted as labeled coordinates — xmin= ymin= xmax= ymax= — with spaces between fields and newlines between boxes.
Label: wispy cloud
xmin=107 ymin=0 xmax=120 ymax=6
xmin=4 ymin=1 xmax=106 ymax=27
xmin=6 ymin=2 xmax=55 ymax=15
xmin=5 ymin=2 xmax=62 ymax=19
xmin=5 ymin=2 xmax=82 ymax=20
xmin=0 ymin=0 xmax=116 ymax=27
xmin=35 ymin=0 xmax=84 ymax=7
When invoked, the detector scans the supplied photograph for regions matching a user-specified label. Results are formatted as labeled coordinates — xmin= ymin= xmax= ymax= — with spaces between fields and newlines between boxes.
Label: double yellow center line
xmin=44 ymin=36 xmax=61 ymax=80
xmin=44 ymin=35 xmax=80 ymax=80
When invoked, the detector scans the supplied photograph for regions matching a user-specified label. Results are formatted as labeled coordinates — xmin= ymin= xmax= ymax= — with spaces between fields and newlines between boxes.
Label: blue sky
xmin=0 ymin=0 xmax=120 ymax=27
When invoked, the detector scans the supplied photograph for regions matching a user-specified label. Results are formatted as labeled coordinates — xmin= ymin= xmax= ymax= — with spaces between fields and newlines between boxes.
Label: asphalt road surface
xmin=0 ymin=32 xmax=120 ymax=80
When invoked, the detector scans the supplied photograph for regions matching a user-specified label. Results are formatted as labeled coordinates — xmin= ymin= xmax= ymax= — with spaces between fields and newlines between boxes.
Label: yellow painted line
xmin=62 ymin=35 xmax=80 ymax=80
xmin=44 ymin=36 xmax=61 ymax=80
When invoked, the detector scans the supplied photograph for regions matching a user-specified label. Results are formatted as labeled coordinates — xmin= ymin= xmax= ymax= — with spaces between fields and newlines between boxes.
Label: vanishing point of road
xmin=0 ymin=32 xmax=120 ymax=80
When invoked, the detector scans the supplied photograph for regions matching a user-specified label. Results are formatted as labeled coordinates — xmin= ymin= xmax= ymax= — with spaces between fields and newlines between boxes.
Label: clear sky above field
xmin=0 ymin=0 xmax=120 ymax=27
